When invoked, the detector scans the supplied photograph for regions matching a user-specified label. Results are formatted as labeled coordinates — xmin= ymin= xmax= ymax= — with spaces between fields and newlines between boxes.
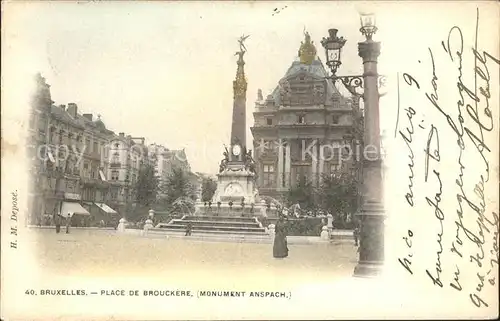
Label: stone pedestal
xmin=327 ymin=213 xmax=334 ymax=232
xmin=268 ymin=224 xmax=276 ymax=237
xmin=354 ymin=199 xmax=385 ymax=277
xmin=260 ymin=200 xmax=268 ymax=218
xmin=117 ymin=218 xmax=126 ymax=233
xmin=212 ymin=163 xmax=258 ymax=205
xmin=195 ymin=161 xmax=268 ymax=217
xmin=320 ymin=226 xmax=330 ymax=240
xmin=143 ymin=219 xmax=153 ymax=236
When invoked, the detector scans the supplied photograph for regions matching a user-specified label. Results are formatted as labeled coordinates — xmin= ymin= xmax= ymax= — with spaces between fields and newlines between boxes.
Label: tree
xmin=286 ymin=175 xmax=316 ymax=211
xmin=317 ymin=172 xmax=359 ymax=228
xmin=201 ymin=177 xmax=217 ymax=202
xmin=132 ymin=163 xmax=159 ymax=220
xmin=160 ymin=168 xmax=196 ymax=212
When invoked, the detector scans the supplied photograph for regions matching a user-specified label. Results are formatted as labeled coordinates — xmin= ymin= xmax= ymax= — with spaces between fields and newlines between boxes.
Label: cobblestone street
xmin=31 ymin=228 xmax=357 ymax=286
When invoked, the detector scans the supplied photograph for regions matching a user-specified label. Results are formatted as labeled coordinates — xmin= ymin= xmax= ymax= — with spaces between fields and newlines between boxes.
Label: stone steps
xmin=151 ymin=228 xmax=268 ymax=236
xmin=184 ymin=215 xmax=258 ymax=223
xmin=168 ymin=219 xmax=260 ymax=228
xmin=157 ymin=215 xmax=268 ymax=236
xmin=159 ymin=224 xmax=266 ymax=233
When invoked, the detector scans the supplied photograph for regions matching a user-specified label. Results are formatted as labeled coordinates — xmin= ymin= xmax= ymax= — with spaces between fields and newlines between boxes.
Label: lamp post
xmin=321 ymin=13 xmax=385 ymax=277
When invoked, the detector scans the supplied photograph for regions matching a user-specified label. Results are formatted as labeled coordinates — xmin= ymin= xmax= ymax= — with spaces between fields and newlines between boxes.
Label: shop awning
xmin=94 ymin=203 xmax=118 ymax=214
xmin=60 ymin=202 xmax=90 ymax=218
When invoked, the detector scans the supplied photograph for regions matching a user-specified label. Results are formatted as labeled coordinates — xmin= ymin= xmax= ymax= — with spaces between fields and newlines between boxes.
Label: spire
xmin=233 ymin=35 xmax=250 ymax=99
xmin=298 ymin=30 xmax=317 ymax=65
xmin=230 ymin=35 xmax=249 ymax=151
xmin=233 ymin=52 xmax=247 ymax=99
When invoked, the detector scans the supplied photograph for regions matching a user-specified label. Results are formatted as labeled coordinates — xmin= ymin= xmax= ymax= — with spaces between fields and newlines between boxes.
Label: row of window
xmin=110 ymin=152 xmax=142 ymax=168
xmin=48 ymin=126 xmax=107 ymax=153
xmin=264 ymin=115 xmax=340 ymax=126
xmin=110 ymin=170 xmax=136 ymax=183
xmin=81 ymin=187 xmax=136 ymax=201
xmin=261 ymin=164 xmax=342 ymax=187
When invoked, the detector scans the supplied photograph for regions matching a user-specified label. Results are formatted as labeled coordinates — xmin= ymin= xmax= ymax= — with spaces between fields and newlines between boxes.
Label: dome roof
xmin=268 ymin=57 xmax=341 ymax=105
xmin=93 ymin=115 xmax=106 ymax=129
xmin=257 ymin=30 xmax=349 ymax=109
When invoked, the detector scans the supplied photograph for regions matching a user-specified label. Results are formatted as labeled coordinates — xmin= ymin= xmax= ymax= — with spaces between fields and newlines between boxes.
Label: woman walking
xmin=55 ymin=215 xmax=61 ymax=234
xmin=273 ymin=215 xmax=289 ymax=258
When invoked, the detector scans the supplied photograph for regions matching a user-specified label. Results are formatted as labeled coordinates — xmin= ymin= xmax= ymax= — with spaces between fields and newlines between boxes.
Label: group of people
xmin=272 ymin=210 xmax=361 ymax=259
xmin=50 ymin=215 xmax=111 ymax=234
xmin=53 ymin=216 xmax=71 ymax=234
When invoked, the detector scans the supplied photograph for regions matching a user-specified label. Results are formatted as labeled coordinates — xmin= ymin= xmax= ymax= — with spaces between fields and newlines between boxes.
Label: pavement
xmin=28 ymin=225 xmax=354 ymax=244
xmin=29 ymin=228 xmax=358 ymax=283
xmin=10 ymin=228 xmax=493 ymax=320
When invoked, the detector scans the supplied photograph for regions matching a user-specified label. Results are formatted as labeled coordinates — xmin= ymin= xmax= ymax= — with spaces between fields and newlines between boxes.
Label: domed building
xmin=251 ymin=32 xmax=360 ymax=201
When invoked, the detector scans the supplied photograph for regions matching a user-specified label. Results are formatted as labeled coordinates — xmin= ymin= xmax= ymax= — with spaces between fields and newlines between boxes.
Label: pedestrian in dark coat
xmin=185 ymin=222 xmax=192 ymax=236
xmin=353 ymin=226 xmax=360 ymax=246
xmin=273 ymin=215 xmax=289 ymax=258
xmin=65 ymin=216 xmax=71 ymax=234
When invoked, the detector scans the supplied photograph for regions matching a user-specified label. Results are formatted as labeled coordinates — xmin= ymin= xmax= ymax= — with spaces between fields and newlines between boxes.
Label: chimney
xmin=67 ymin=103 xmax=78 ymax=118
xmin=119 ymin=132 xmax=125 ymax=137
xmin=83 ymin=113 xmax=93 ymax=121
xmin=59 ymin=104 xmax=66 ymax=111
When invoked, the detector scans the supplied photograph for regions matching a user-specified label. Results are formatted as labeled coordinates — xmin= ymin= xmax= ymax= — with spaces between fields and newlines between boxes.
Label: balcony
xmin=43 ymin=190 xmax=65 ymax=199
xmin=109 ymin=162 xmax=121 ymax=168
xmin=63 ymin=168 xmax=81 ymax=179
xmin=80 ymin=176 xmax=109 ymax=188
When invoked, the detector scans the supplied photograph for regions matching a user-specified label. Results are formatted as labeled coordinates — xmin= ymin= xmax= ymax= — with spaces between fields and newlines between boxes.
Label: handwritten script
xmin=396 ymin=8 xmax=499 ymax=309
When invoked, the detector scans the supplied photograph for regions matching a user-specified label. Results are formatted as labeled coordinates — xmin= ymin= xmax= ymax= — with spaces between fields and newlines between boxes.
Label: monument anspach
xmin=158 ymin=36 xmax=278 ymax=236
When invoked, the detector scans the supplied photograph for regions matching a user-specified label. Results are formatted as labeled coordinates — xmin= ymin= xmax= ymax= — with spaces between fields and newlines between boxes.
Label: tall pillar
xmin=311 ymin=141 xmax=318 ymax=185
xmin=354 ymin=40 xmax=385 ymax=277
xmin=278 ymin=140 xmax=284 ymax=188
xmin=231 ymin=55 xmax=247 ymax=151
xmin=284 ymin=141 xmax=291 ymax=188
xmin=259 ymin=163 xmax=264 ymax=187
xmin=318 ymin=139 xmax=325 ymax=181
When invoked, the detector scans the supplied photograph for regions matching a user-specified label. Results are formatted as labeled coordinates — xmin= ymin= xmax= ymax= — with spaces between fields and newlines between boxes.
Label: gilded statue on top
xmin=298 ymin=29 xmax=317 ymax=65
xmin=238 ymin=34 xmax=250 ymax=53
xmin=235 ymin=34 xmax=250 ymax=63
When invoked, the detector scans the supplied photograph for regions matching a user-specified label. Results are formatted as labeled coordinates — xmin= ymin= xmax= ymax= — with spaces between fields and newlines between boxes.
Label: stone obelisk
xmin=230 ymin=47 xmax=247 ymax=156
xmin=206 ymin=35 xmax=259 ymax=212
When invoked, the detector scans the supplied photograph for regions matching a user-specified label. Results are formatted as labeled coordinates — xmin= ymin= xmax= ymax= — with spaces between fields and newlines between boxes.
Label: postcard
xmin=1 ymin=1 xmax=498 ymax=320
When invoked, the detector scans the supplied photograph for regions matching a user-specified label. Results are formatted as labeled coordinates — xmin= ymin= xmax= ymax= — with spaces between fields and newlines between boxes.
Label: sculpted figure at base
xmin=219 ymin=148 xmax=230 ymax=173
xmin=244 ymin=149 xmax=257 ymax=175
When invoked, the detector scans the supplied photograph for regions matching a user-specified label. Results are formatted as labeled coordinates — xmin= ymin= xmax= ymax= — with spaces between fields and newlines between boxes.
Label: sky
xmin=2 ymin=1 xmax=494 ymax=174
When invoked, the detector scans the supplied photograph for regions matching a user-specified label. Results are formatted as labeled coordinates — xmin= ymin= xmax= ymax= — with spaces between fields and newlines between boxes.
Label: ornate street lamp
xmin=321 ymin=14 xmax=385 ymax=277
xmin=359 ymin=13 xmax=378 ymax=41
xmin=320 ymin=28 xmax=346 ymax=77
xmin=321 ymin=14 xmax=386 ymax=96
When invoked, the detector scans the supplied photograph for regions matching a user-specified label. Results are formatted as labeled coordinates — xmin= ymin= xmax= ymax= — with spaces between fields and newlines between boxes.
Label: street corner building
xmin=26 ymin=74 xmax=197 ymax=227
xmin=251 ymin=31 xmax=361 ymax=203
